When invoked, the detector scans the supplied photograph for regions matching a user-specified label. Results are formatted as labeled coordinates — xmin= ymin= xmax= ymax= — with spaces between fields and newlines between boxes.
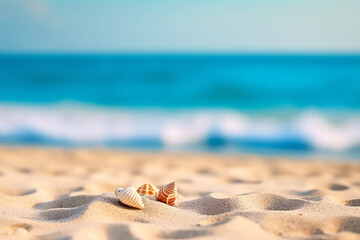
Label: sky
xmin=0 ymin=0 xmax=360 ymax=53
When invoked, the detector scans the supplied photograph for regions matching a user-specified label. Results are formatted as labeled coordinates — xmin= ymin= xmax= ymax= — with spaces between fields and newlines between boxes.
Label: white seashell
xmin=114 ymin=187 xmax=144 ymax=209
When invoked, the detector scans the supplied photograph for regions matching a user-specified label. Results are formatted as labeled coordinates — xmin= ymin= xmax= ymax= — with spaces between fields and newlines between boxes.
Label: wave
xmin=0 ymin=103 xmax=359 ymax=153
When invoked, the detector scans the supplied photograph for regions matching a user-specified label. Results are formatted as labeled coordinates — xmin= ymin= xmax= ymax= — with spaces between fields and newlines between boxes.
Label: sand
xmin=0 ymin=146 xmax=359 ymax=240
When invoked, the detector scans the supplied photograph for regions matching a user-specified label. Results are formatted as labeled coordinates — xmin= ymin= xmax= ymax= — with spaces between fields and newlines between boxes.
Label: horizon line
xmin=1 ymin=51 xmax=360 ymax=56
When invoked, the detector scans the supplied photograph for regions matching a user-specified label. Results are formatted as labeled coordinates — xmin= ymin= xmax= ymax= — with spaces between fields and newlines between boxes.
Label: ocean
xmin=0 ymin=54 xmax=359 ymax=158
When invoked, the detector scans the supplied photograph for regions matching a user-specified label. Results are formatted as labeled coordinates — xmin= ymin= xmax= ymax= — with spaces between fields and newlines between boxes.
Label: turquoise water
xmin=0 ymin=54 xmax=359 ymax=157
xmin=1 ymin=54 xmax=360 ymax=108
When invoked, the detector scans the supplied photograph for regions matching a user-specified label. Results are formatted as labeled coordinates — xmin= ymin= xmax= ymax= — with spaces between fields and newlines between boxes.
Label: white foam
xmin=297 ymin=112 xmax=360 ymax=151
xmin=0 ymin=103 xmax=359 ymax=151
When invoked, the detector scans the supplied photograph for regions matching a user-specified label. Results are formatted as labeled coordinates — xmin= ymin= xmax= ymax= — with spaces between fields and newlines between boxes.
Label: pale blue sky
xmin=1 ymin=0 xmax=360 ymax=53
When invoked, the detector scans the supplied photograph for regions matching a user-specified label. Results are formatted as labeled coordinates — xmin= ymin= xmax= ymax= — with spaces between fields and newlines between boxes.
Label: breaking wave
xmin=0 ymin=103 xmax=359 ymax=155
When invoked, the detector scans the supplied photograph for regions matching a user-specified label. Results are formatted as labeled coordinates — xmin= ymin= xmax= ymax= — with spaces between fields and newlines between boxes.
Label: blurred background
xmin=0 ymin=0 xmax=360 ymax=158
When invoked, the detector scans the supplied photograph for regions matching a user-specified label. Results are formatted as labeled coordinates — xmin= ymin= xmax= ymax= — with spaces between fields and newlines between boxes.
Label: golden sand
xmin=0 ymin=146 xmax=359 ymax=240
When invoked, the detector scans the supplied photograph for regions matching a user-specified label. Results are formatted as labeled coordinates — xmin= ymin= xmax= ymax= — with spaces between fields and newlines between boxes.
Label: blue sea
xmin=0 ymin=54 xmax=360 ymax=158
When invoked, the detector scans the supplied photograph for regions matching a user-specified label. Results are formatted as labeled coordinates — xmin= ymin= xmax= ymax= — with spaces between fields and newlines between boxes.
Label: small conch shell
xmin=137 ymin=183 xmax=159 ymax=200
xmin=157 ymin=182 xmax=177 ymax=206
xmin=114 ymin=187 xmax=144 ymax=209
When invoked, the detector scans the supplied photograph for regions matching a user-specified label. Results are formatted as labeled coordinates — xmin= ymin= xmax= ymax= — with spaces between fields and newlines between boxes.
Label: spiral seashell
xmin=114 ymin=187 xmax=144 ymax=209
xmin=157 ymin=182 xmax=177 ymax=206
xmin=137 ymin=183 xmax=159 ymax=200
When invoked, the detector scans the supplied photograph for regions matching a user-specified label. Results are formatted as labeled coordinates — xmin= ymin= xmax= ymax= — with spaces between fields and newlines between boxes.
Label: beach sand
xmin=0 ymin=146 xmax=359 ymax=240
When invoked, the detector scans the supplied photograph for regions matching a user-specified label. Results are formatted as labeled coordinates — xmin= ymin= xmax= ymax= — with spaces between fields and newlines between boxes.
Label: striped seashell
xmin=157 ymin=182 xmax=177 ymax=206
xmin=137 ymin=183 xmax=159 ymax=200
xmin=114 ymin=187 xmax=144 ymax=209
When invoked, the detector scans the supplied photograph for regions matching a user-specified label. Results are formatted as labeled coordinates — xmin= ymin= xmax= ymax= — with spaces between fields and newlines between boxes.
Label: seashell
xmin=137 ymin=183 xmax=159 ymax=200
xmin=114 ymin=187 xmax=144 ymax=209
xmin=157 ymin=182 xmax=177 ymax=206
